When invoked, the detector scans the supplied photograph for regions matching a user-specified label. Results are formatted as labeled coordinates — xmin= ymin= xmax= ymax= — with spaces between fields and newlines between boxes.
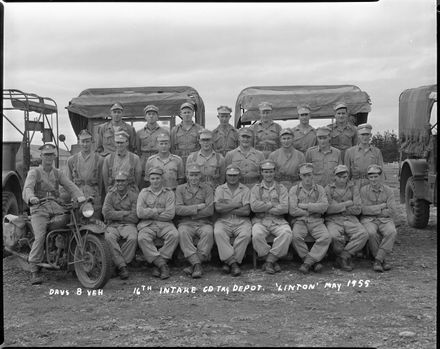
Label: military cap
xmin=110 ymin=102 xmax=124 ymax=111
xmin=334 ymin=165 xmax=349 ymax=175
xmin=186 ymin=163 xmax=201 ymax=173
xmin=367 ymin=164 xmax=382 ymax=175
xmin=115 ymin=171 xmax=129 ymax=181
xmin=148 ymin=167 xmax=164 ymax=176
xmin=280 ymin=128 xmax=293 ymax=137
xmin=334 ymin=102 xmax=347 ymax=111
xmin=357 ymin=123 xmax=373 ymax=134
xmin=114 ymin=130 xmax=130 ymax=142
xmin=180 ymin=102 xmax=194 ymax=111
xmin=260 ymin=159 xmax=276 ymax=170
xmin=39 ymin=143 xmax=57 ymax=154
xmin=199 ymin=129 xmax=213 ymax=140
xmin=299 ymin=163 xmax=314 ymax=174
xmin=217 ymin=105 xmax=232 ymax=114
xmin=225 ymin=164 xmax=241 ymax=175
xmin=258 ymin=102 xmax=273 ymax=111
xmin=297 ymin=105 xmax=311 ymax=114
xmin=156 ymin=133 xmax=170 ymax=142
xmin=144 ymin=105 xmax=159 ymax=114
xmin=238 ymin=127 xmax=253 ymax=137
xmin=78 ymin=129 xmax=93 ymax=140
xmin=316 ymin=126 xmax=331 ymax=136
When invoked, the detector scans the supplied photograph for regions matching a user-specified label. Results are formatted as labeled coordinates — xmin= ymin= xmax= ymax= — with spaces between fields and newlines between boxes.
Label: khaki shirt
xmin=175 ymin=183 xmax=214 ymax=224
xmin=136 ymin=124 xmax=168 ymax=160
xmin=289 ymin=183 xmax=328 ymax=224
xmin=360 ymin=183 xmax=397 ymax=224
xmin=324 ymin=181 xmax=361 ymax=223
xmin=251 ymin=121 xmax=282 ymax=157
xmin=212 ymin=124 xmax=239 ymax=156
xmin=291 ymin=125 xmax=317 ymax=153
xmin=102 ymin=188 xmax=139 ymax=225
xmin=102 ymin=151 xmax=142 ymax=191
xmin=225 ymin=146 xmax=265 ymax=184
xmin=145 ymin=154 xmax=185 ymax=190
xmin=137 ymin=186 xmax=175 ymax=230
xmin=186 ymin=150 xmax=226 ymax=190
xmin=268 ymin=147 xmax=305 ymax=188
xmin=214 ymin=183 xmax=251 ymax=223
xmin=170 ymin=122 xmax=204 ymax=158
xmin=327 ymin=122 xmax=358 ymax=155
xmin=250 ymin=181 xmax=289 ymax=225
xmin=344 ymin=144 xmax=384 ymax=180
xmin=305 ymin=146 xmax=342 ymax=187
xmin=96 ymin=121 xmax=137 ymax=156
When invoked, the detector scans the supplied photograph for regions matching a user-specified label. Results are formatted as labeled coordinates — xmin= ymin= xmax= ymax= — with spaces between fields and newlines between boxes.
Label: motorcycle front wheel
xmin=74 ymin=233 xmax=112 ymax=289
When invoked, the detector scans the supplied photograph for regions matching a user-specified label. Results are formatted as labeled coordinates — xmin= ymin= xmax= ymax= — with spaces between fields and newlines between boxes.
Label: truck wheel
xmin=2 ymin=192 xmax=19 ymax=219
xmin=405 ymin=177 xmax=430 ymax=228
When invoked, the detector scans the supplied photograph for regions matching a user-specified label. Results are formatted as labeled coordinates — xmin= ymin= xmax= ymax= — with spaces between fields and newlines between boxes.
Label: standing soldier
xmin=170 ymin=102 xmax=204 ymax=167
xmin=305 ymin=126 xmax=342 ymax=187
xmin=214 ymin=165 xmax=252 ymax=277
xmin=145 ymin=133 xmax=185 ymax=190
xmin=344 ymin=123 xmax=384 ymax=189
xmin=225 ymin=127 xmax=265 ymax=189
xmin=186 ymin=129 xmax=225 ymax=192
xmin=250 ymin=160 xmax=292 ymax=274
xmin=136 ymin=104 xmax=169 ymax=178
xmin=137 ymin=167 xmax=179 ymax=279
xmin=360 ymin=164 xmax=398 ymax=272
xmin=291 ymin=105 xmax=317 ymax=153
xmin=289 ymin=163 xmax=330 ymax=274
xmin=102 ymin=171 xmax=139 ymax=280
xmin=96 ymin=102 xmax=136 ymax=156
xmin=102 ymin=130 xmax=142 ymax=192
xmin=22 ymin=143 xmax=86 ymax=284
xmin=65 ymin=129 xmax=104 ymax=219
xmin=324 ymin=165 xmax=368 ymax=271
xmin=268 ymin=128 xmax=305 ymax=191
xmin=175 ymin=164 xmax=214 ymax=279
xmin=212 ymin=105 xmax=239 ymax=156
xmin=250 ymin=102 xmax=282 ymax=158
xmin=327 ymin=102 xmax=358 ymax=159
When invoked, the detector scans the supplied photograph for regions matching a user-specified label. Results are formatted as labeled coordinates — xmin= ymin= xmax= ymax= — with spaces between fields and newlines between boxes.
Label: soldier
xmin=250 ymin=102 xmax=282 ymax=158
xmin=225 ymin=127 xmax=265 ymax=189
xmin=360 ymin=164 xmax=398 ymax=272
xmin=289 ymin=163 xmax=330 ymax=274
xmin=268 ymin=128 xmax=305 ymax=191
xmin=212 ymin=105 xmax=239 ymax=156
xmin=324 ymin=165 xmax=368 ymax=271
xmin=250 ymin=160 xmax=292 ymax=274
xmin=305 ymin=126 xmax=342 ymax=187
xmin=102 ymin=130 xmax=142 ymax=192
xmin=137 ymin=167 xmax=179 ymax=279
xmin=22 ymin=143 xmax=86 ymax=284
xmin=102 ymin=171 xmax=139 ymax=280
xmin=344 ymin=123 xmax=384 ymax=189
xmin=136 ymin=104 xmax=169 ymax=178
xmin=96 ymin=102 xmax=136 ymax=156
xmin=170 ymin=102 xmax=204 ymax=167
xmin=291 ymin=104 xmax=317 ymax=153
xmin=145 ymin=133 xmax=185 ymax=190
xmin=65 ymin=129 xmax=104 ymax=219
xmin=175 ymin=164 xmax=214 ymax=279
xmin=186 ymin=129 xmax=225 ymax=192
xmin=327 ymin=102 xmax=358 ymax=159
xmin=214 ymin=165 xmax=252 ymax=276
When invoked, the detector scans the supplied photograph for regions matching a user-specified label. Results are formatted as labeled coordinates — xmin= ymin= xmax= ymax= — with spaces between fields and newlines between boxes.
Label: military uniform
xmin=292 ymin=125 xmax=317 ymax=154
xmin=145 ymin=153 xmax=185 ymax=190
xmin=327 ymin=116 xmax=358 ymax=160
xmin=305 ymin=145 xmax=342 ymax=187
xmin=251 ymin=121 xmax=282 ymax=158
xmin=186 ymin=147 xmax=225 ymax=192
xmin=102 ymin=150 xmax=142 ymax=192
xmin=212 ymin=124 xmax=239 ymax=157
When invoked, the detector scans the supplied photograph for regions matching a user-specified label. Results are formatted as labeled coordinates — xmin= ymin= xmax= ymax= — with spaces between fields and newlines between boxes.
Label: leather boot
xmin=339 ymin=255 xmax=353 ymax=272
xmin=183 ymin=265 xmax=194 ymax=276
xmin=313 ymin=263 xmax=323 ymax=272
xmin=273 ymin=262 xmax=281 ymax=273
xmin=299 ymin=263 xmax=311 ymax=274
xmin=230 ymin=263 xmax=241 ymax=277
xmin=265 ymin=262 xmax=275 ymax=274
xmin=382 ymin=260 xmax=392 ymax=271
xmin=373 ymin=259 xmax=384 ymax=272
xmin=152 ymin=267 xmax=161 ymax=278
xmin=192 ymin=263 xmax=203 ymax=278
xmin=119 ymin=266 xmax=129 ymax=280
xmin=30 ymin=272 xmax=43 ymax=285
xmin=159 ymin=264 xmax=170 ymax=279
xmin=222 ymin=264 xmax=231 ymax=274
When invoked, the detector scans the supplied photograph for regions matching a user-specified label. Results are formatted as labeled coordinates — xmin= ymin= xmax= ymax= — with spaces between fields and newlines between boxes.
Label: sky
xmin=2 ymin=0 xmax=437 ymax=148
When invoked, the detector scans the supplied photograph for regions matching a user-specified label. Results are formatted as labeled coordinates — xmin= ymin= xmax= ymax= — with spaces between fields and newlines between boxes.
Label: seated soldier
xmin=289 ymin=163 xmax=330 ymax=274
xmin=137 ymin=167 xmax=179 ymax=279
xmin=214 ymin=165 xmax=252 ymax=277
xmin=324 ymin=165 xmax=368 ymax=271
xmin=175 ymin=163 xmax=214 ymax=279
xmin=250 ymin=160 xmax=292 ymax=274
xmin=102 ymin=171 xmax=139 ymax=280
xmin=360 ymin=164 xmax=398 ymax=272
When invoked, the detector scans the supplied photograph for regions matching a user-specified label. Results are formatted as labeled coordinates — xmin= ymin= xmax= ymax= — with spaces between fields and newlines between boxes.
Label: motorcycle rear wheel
xmin=74 ymin=233 xmax=112 ymax=289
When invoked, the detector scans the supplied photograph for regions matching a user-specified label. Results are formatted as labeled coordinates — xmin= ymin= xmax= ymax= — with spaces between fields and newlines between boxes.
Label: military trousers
xmin=292 ymin=219 xmax=331 ymax=264
xmin=326 ymin=217 xmax=368 ymax=256
xmin=178 ymin=221 xmax=214 ymax=265
xmin=105 ymin=224 xmax=138 ymax=268
xmin=361 ymin=218 xmax=397 ymax=262
xmin=252 ymin=219 xmax=292 ymax=260
xmin=137 ymin=222 xmax=179 ymax=263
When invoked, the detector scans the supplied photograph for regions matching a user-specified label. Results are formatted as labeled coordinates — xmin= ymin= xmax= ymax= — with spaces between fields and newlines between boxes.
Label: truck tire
xmin=2 ymin=192 xmax=19 ymax=219
xmin=405 ymin=177 xmax=430 ymax=228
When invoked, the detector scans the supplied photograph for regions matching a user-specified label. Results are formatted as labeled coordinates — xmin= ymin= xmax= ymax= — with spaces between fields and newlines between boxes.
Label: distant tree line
xmin=371 ymin=130 xmax=400 ymax=163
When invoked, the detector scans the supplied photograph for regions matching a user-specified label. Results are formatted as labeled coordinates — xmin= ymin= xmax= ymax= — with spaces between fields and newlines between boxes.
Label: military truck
xmin=398 ymin=84 xmax=437 ymax=228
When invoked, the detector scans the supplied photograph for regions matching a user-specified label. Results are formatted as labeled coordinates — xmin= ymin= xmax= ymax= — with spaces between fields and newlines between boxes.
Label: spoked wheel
xmin=74 ymin=233 xmax=112 ymax=289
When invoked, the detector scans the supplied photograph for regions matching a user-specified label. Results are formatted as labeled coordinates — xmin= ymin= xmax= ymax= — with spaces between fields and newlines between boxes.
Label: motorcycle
xmin=3 ymin=197 xmax=113 ymax=289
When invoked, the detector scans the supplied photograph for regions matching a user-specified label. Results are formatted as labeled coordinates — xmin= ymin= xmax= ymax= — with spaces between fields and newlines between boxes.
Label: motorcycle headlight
xmin=81 ymin=202 xmax=94 ymax=218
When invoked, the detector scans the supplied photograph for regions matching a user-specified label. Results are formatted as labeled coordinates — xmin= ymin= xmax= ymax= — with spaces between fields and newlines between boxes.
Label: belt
xmin=220 ymin=213 xmax=243 ymax=220
xmin=241 ymin=176 xmax=259 ymax=184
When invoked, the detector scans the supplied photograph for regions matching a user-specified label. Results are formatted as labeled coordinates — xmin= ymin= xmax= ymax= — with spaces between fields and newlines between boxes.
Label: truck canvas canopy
xmin=234 ymin=85 xmax=371 ymax=128
xmin=66 ymin=86 xmax=205 ymax=136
